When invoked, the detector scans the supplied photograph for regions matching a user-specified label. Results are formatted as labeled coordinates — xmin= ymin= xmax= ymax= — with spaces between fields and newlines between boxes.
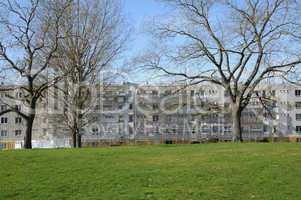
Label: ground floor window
xmin=296 ymin=126 xmax=301 ymax=133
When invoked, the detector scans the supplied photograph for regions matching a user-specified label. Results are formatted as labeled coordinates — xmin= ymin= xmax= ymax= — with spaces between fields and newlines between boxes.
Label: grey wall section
xmin=0 ymin=82 xmax=300 ymax=147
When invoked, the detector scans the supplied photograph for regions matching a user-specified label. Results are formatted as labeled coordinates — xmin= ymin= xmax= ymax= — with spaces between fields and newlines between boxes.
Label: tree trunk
xmin=71 ymin=129 xmax=77 ymax=148
xmin=77 ymin=133 xmax=82 ymax=148
xmin=24 ymin=115 xmax=35 ymax=149
xmin=232 ymin=107 xmax=243 ymax=142
xmin=71 ymin=119 xmax=82 ymax=148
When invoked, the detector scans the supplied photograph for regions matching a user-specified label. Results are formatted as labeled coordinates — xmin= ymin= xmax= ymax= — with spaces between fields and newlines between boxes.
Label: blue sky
xmin=123 ymin=0 xmax=167 ymax=54
xmin=124 ymin=0 xmax=164 ymax=23
xmin=119 ymin=0 xmax=170 ymax=83
xmin=1 ymin=0 xmax=169 ymax=84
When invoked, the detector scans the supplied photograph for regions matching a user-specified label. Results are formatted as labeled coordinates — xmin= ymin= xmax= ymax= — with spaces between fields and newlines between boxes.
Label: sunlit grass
xmin=1 ymin=143 xmax=301 ymax=200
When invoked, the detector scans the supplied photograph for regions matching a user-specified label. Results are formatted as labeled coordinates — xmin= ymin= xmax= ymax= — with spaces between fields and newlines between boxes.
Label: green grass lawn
xmin=1 ymin=143 xmax=301 ymax=200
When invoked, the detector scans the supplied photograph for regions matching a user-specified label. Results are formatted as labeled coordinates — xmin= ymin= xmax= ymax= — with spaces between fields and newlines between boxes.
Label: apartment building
xmin=0 ymin=85 xmax=52 ymax=148
xmin=0 ymin=82 xmax=301 ymax=148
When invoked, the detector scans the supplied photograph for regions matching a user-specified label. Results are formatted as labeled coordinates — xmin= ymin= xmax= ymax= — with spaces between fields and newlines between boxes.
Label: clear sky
xmin=121 ymin=0 xmax=170 ymax=83
xmin=123 ymin=0 xmax=168 ymax=54
xmin=0 ymin=0 xmax=169 ymax=84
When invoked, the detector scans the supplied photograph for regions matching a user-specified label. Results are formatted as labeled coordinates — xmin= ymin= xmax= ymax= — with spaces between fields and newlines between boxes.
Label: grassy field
xmin=0 ymin=143 xmax=301 ymax=200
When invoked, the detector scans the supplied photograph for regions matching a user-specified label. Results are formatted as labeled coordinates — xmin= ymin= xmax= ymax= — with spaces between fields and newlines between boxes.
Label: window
xmin=95 ymin=104 xmax=100 ymax=110
xmin=153 ymin=115 xmax=159 ymax=122
xmin=224 ymin=90 xmax=230 ymax=97
xmin=296 ymin=126 xmax=301 ymax=133
xmin=117 ymin=97 xmax=125 ymax=103
xmin=0 ymin=105 xmax=7 ymax=111
xmin=105 ymin=115 xmax=114 ymax=119
xmin=164 ymin=90 xmax=172 ymax=96
xmin=54 ymin=102 xmax=58 ymax=110
xmin=1 ymin=117 xmax=8 ymax=124
xmin=296 ymin=102 xmax=301 ymax=109
xmin=212 ymin=126 xmax=219 ymax=132
xmin=190 ymin=90 xmax=195 ymax=96
xmin=271 ymin=101 xmax=277 ymax=108
xmin=138 ymin=89 xmax=146 ymax=95
xmin=129 ymin=104 xmax=133 ymax=110
xmin=15 ymin=105 xmax=21 ymax=111
xmin=295 ymin=90 xmax=301 ymax=96
xmin=15 ymin=92 xmax=22 ymax=98
xmin=224 ymin=103 xmax=230 ymax=109
xmin=0 ymin=130 xmax=8 ymax=137
xmin=15 ymin=130 xmax=22 ymax=136
xmin=129 ymin=115 xmax=133 ymax=122
xmin=280 ymin=90 xmax=289 ymax=94
xmin=103 ymin=105 xmax=112 ymax=111
xmin=209 ymin=90 xmax=215 ymax=95
xmin=119 ymin=115 xmax=124 ymax=122
xmin=152 ymin=104 xmax=159 ymax=110
xmin=15 ymin=117 xmax=22 ymax=124
xmin=92 ymin=128 xmax=99 ymax=136
xmin=152 ymin=90 xmax=158 ymax=96
xmin=296 ymin=114 xmax=301 ymax=121
xmin=263 ymin=125 xmax=268 ymax=132
xmin=224 ymin=126 xmax=232 ymax=132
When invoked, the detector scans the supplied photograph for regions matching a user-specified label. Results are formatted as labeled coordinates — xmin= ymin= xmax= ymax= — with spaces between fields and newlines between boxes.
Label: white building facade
xmin=0 ymin=82 xmax=301 ymax=148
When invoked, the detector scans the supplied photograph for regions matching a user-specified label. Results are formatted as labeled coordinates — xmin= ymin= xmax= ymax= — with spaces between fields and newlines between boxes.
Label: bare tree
xmin=54 ymin=0 xmax=129 ymax=148
xmin=139 ymin=0 xmax=301 ymax=141
xmin=0 ymin=0 xmax=70 ymax=148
